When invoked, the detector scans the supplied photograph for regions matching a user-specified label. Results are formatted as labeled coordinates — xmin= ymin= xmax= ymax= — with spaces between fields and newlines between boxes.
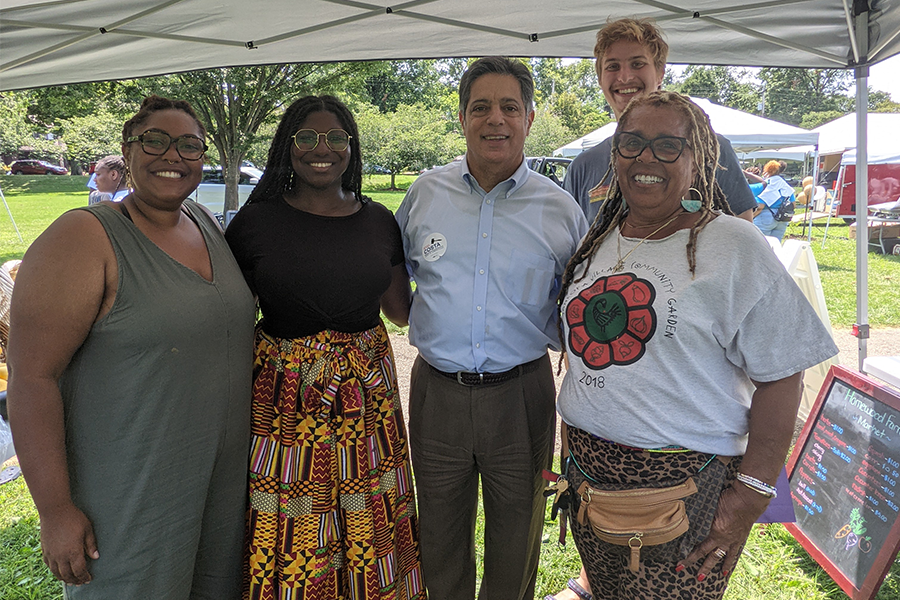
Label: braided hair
xmin=556 ymin=91 xmax=733 ymax=352
xmin=247 ymin=95 xmax=365 ymax=205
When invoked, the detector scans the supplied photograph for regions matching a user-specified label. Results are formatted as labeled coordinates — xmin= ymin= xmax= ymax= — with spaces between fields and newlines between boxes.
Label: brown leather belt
xmin=430 ymin=356 xmax=543 ymax=386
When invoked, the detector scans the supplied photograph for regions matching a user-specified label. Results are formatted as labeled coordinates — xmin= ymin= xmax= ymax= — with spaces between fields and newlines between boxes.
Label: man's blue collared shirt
xmin=396 ymin=157 xmax=588 ymax=373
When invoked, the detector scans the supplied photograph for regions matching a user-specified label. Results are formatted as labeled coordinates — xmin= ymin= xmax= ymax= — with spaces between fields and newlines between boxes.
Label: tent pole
xmin=853 ymin=10 xmax=869 ymax=372
xmin=0 ymin=186 xmax=23 ymax=243
xmin=807 ymin=150 xmax=820 ymax=242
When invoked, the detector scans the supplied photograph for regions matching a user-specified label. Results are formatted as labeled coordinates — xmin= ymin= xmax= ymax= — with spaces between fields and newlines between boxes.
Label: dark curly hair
xmin=247 ymin=95 xmax=364 ymax=205
xmin=122 ymin=95 xmax=206 ymax=142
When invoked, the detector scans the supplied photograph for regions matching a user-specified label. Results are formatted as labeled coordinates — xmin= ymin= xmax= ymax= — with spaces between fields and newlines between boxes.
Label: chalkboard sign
xmin=786 ymin=365 xmax=900 ymax=600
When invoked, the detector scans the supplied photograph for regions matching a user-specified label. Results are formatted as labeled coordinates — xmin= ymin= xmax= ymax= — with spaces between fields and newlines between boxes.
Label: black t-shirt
xmin=225 ymin=197 xmax=404 ymax=338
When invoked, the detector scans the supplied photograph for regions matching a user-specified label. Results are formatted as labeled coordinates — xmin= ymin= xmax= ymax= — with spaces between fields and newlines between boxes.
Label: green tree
xmin=363 ymin=60 xmax=458 ymax=113
xmin=524 ymin=108 xmax=573 ymax=157
xmin=0 ymin=92 xmax=37 ymax=158
xmin=546 ymin=90 xmax=610 ymax=138
xmin=865 ymin=88 xmax=900 ymax=113
xmin=873 ymin=100 xmax=900 ymax=113
xmin=758 ymin=68 xmax=853 ymax=125
xmin=800 ymin=110 xmax=845 ymax=129
xmin=532 ymin=58 xmax=609 ymax=135
xmin=154 ymin=63 xmax=381 ymax=212
xmin=0 ymin=91 xmax=65 ymax=164
xmin=673 ymin=66 xmax=759 ymax=113
xmin=59 ymin=108 xmax=126 ymax=174
xmin=357 ymin=103 xmax=463 ymax=189
xmin=26 ymin=81 xmax=144 ymax=135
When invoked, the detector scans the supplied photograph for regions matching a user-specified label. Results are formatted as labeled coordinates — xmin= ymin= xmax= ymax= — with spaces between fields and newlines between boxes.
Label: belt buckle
xmin=456 ymin=371 xmax=484 ymax=385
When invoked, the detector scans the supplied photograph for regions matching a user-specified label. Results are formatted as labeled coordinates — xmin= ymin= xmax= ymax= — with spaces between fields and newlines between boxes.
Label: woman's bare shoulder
xmin=22 ymin=208 xmax=115 ymax=275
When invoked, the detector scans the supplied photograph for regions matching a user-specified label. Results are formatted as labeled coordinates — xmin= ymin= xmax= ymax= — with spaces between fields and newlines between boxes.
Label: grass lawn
xmin=1 ymin=177 xmax=899 ymax=598
xmin=782 ymin=217 xmax=900 ymax=326
xmin=4 ymin=450 xmax=899 ymax=600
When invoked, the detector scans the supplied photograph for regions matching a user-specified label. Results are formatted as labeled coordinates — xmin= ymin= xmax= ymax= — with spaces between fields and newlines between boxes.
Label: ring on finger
xmin=714 ymin=547 xmax=727 ymax=559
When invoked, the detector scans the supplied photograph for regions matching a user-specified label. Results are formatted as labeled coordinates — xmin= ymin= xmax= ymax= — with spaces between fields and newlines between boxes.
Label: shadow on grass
xmin=817 ymin=264 xmax=856 ymax=273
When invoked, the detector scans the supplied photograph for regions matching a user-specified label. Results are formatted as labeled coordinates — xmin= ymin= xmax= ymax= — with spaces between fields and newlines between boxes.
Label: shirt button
xmin=477 ymin=306 xmax=482 ymax=311
xmin=476 ymin=343 xmax=481 ymax=348
xmin=486 ymin=199 xmax=492 ymax=204
xmin=479 ymin=269 xmax=485 ymax=275
xmin=482 ymin=232 xmax=488 ymax=238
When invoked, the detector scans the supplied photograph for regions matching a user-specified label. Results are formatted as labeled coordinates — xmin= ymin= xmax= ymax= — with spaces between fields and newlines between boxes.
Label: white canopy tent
xmin=0 ymin=2 xmax=899 ymax=90
xmin=843 ymin=148 xmax=900 ymax=166
xmin=556 ymin=122 xmax=619 ymax=158
xmin=814 ymin=112 xmax=900 ymax=157
xmin=554 ymin=97 xmax=819 ymax=157
xmin=1 ymin=0 xmax=898 ymax=367
xmin=739 ymin=112 xmax=900 ymax=166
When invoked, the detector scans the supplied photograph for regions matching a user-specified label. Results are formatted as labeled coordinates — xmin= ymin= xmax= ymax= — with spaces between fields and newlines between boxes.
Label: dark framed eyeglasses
xmin=292 ymin=129 xmax=351 ymax=152
xmin=126 ymin=130 xmax=207 ymax=161
xmin=614 ymin=131 xmax=689 ymax=163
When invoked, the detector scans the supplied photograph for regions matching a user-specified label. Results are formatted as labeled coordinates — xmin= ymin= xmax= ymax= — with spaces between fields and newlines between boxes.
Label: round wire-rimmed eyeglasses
xmin=292 ymin=129 xmax=352 ymax=152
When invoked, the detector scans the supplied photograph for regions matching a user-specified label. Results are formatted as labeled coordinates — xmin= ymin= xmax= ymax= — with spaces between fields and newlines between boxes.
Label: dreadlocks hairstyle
xmin=556 ymin=91 xmax=732 ymax=354
xmin=122 ymin=95 xmax=206 ymax=142
xmin=247 ymin=95 xmax=365 ymax=205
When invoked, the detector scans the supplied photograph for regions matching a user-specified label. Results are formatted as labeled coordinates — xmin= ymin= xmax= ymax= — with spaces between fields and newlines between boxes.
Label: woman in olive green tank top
xmin=7 ymin=96 xmax=254 ymax=599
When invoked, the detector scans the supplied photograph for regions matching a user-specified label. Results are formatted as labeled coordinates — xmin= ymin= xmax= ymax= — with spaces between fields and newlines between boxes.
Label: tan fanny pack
xmin=576 ymin=477 xmax=697 ymax=573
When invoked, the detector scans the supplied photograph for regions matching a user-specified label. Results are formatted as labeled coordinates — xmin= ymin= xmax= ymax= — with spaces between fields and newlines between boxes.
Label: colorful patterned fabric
xmin=244 ymin=324 xmax=426 ymax=600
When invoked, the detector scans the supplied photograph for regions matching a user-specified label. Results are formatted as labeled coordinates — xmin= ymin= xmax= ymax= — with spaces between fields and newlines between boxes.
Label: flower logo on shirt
xmin=566 ymin=273 xmax=657 ymax=370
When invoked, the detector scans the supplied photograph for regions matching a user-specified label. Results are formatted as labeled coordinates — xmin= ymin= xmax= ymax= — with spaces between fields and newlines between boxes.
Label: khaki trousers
xmin=408 ymin=355 xmax=556 ymax=600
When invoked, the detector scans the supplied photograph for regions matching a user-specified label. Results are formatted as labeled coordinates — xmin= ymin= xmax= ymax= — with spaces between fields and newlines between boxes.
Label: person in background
xmin=225 ymin=95 xmax=425 ymax=600
xmin=396 ymin=57 xmax=587 ymax=600
xmin=7 ymin=95 xmax=254 ymax=599
xmin=563 ymin=17 xmax=756 ymax=226
xmin=753 ymin=160 xmax=795 ymax=241
xmin=744 ymin=166 xmax=766 ymax=201
xmin=556 ymin=91 xmax=837 ymax=599
xmin=88 ymin=155 xmax=129 ymax=204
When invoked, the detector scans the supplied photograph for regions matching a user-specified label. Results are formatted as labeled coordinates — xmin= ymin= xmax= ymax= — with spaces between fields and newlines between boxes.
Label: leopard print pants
xmin=566 ymin=426 xmax=743 ymax=600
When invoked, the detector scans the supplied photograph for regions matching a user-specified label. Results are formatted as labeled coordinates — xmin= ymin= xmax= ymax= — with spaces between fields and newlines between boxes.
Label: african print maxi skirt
xmin=244 ymin=324 xmax=426 ymax=600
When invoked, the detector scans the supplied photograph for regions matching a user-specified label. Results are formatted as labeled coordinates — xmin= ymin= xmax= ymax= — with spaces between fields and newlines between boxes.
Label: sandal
xmin=543 ymin=577 xmax=592 ymax=600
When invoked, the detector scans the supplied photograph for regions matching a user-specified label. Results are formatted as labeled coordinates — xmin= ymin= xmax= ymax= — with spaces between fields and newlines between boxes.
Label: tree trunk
xmin=391 ymin=172 xmax=396 ymax=190
xmin=223 ymin=154 xmax=242 ymax=213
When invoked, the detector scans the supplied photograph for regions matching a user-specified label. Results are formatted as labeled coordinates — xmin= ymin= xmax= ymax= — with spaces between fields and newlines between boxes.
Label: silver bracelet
xmin=735 ymin=473 xmax=777 ymax=499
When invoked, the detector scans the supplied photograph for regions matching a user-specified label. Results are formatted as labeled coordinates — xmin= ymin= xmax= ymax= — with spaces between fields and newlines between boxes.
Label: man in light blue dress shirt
xmin=396 ymin=57 xmax=588 ymax=600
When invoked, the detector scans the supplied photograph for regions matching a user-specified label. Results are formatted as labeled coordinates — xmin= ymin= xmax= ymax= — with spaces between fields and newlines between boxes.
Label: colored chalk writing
xmin=786 ymin=366 xmax=900 ymax=599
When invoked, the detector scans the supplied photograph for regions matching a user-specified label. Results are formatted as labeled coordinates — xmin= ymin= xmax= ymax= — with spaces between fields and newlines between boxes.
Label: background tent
xmin=814 ymin=113 xmax=900 ymax=158
xmin=740 ymin=113 xmax=900 ymax=177
xmin=1 ymin=0 xmax=898 ymax=367
xmin=554 ymin=97 xmax=819 ymax=157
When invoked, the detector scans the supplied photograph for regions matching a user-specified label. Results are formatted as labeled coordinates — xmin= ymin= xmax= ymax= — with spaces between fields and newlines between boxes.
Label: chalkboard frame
xmin=785 ymin=364 xmax=900 ymax=600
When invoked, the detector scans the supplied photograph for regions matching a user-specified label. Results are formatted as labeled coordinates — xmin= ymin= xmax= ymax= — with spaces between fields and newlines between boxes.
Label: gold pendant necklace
xmin=614 ymin=213 xmax=681 ymax=273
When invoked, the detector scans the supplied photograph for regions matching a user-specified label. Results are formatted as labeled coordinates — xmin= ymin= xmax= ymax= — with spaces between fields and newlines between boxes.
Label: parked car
xmin=190 ymin=165 xmax=263 ymax=217
xmin=8 ymin=159 xmax=68 ymax=175
xmin=364 ymin=163 xmax=391 ymax=175
xmin=526 ymin=156 xmax=571 ymax=187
